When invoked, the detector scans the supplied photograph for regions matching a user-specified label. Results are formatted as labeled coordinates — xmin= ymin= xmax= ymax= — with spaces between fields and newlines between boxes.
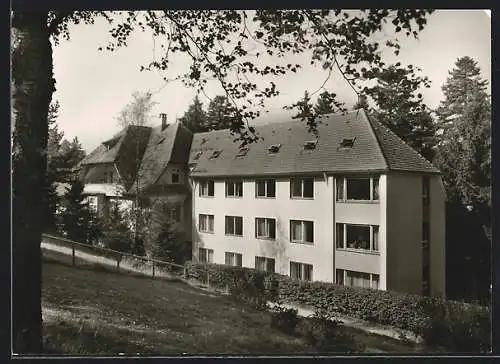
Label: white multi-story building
xmin=188 ymin=110 xmax=446 ymax=297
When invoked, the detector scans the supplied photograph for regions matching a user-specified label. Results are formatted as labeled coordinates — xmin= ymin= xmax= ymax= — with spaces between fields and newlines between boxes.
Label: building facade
xmin=189 ymin=110 xmax=446 ymax=297
xmin=78 ymin=118 xmax=193 ymax=242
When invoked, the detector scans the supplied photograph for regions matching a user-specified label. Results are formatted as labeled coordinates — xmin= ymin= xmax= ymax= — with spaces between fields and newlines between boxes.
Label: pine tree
xmin=60 ymin=179 xmax=91 ymax=242
xmin=179 ymin=95 xmax=209 ymax=133
xmin=434 ymin=56 xmax=491 ymax=303
xmin=364 ymin=64 xmax=437 ymax=161
xmin=206 ymin=95 xmax=237 ymax=131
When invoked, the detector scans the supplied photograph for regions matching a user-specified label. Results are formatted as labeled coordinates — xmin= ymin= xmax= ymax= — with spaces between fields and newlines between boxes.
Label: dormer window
xmin=267 ymin=144 xmax=281 ymax=154
xmin=210 ymin=150 xmax=222 ymax=159
xmin=103 ymin=136 xmax=120 ymax=151
xmin=193 ymin=151 xmax=203 ymax=161
xmin=340 ymin=138 xmax=356 ymax=148
xmin=236 ymin=147 xmax=249 ymax=158
xmin=304 ymin=140 xmax=318 ymax=150
xmin=200 ymin=137 xmax=208 ymax=145
xmin=157 ymin=137 xmax=166 ymax=145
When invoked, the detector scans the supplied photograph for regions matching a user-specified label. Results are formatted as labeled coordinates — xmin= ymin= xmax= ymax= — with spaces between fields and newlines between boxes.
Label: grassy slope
xmin=42 ymin=250 xmax=422 ymax=355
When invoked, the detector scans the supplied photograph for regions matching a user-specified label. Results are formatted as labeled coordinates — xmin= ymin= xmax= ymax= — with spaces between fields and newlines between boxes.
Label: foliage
xmin=314 ymin=91 xmax=336 ymax=115
xmin=434 ymin=56 xmax=491 ymax=211
xmin=44 ymin=101 xmax=86 ymax=232
xmin=13 ymin=9 xmax=434 ymax=352
xmin=178 ymin=95 xmax=208 ymax=133
xmin=143 ymin=201 xmax=190 ymax=264
xmin=433 ymin=56 xmax=491 ymax=303
xmin=116 ymin=90 xmax=158 ymax=127
xmin=419 ymin=298 xmax=491 ymax=352
xmin=206 ymin=95 xmax=238 ymax=131
xmin=185 ymin=262 xmax=491 ymax=352
xmin=101 ymin=10 xmax=434 ymax=145
xmin=100 ymin=202 xmax=134 ymax=253
xmin=59 ymin=179 xmax=97 ymax=243
xmin=298 ymin=308 xmax=360 ymax=353
xmin=269 ymin=304 xmax=299 ymax=335
xmin=362 ymin=64 xmax=436 ymax=161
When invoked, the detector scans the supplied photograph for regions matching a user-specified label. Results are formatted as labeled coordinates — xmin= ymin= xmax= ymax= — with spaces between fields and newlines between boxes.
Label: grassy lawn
xmin=42 ymin=250 xmax=424 ymax=355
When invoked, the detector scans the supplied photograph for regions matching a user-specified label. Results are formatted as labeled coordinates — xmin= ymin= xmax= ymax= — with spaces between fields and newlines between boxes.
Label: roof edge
xmin=360 ymin=108 xmax=390 ymax=171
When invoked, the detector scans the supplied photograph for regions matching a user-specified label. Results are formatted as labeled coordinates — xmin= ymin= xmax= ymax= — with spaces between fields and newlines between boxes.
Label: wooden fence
xmin=41 ymin=233 xmax=187 ymax=280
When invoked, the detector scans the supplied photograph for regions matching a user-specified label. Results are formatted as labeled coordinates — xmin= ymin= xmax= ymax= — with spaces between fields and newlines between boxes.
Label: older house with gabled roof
xmin=79 ymin=117 xmax=193 ymax=242
xmin=188 ymin=109 xmax=446 ymax=297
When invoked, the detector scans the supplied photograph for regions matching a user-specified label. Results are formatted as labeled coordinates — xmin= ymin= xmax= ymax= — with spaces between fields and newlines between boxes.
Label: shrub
xmin=419 ymin=298 xmax=491 ymax=352
xmin=298 ymin=308 xmax=359 ymax=353
xmin=184 ymin=262 xmax=490 ymax=352
xmin=270 ymin=304 xmax=299 ymax=334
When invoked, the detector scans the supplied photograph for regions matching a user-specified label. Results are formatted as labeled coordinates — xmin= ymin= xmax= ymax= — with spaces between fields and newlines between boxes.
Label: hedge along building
xmin=78 ymin=115 xmax=194 ymax=244
xmin=188 ymin=109 xmax=446 ymax=298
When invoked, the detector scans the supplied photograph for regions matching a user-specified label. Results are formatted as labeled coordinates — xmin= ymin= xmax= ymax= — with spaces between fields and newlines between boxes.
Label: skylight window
xmin=193 ymin=151 xmax=203 ymax=161
xmin=340 ymin=138 xmax=356 ymax=148
xmin=304 ymin=140 xmax=318 ymax=150
xmin=267 ymin=144 xmax=281 ymax=154
xmin=157 ymin=137 xmax=166 ymax=145
xmin=236 ymin=147 xmax=249 ymax=158
xmin=200 ymin=137 xmax=208 ymax=145
xmin=210 ymin=150 xmax=222 ymax=159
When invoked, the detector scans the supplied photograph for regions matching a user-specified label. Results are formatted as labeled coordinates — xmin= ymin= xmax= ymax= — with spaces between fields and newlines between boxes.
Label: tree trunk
xmin=12 ymin=11 xmax=54 ymax=354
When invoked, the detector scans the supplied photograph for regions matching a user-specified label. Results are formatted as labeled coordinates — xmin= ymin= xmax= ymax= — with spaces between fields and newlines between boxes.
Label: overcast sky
xmin=51 ymin=9 xmax=491 ymax=153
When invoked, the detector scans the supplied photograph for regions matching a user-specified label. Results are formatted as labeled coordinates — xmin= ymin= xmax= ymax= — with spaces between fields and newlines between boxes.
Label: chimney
xmin=160 ymin=113 xmax=168 ymax=130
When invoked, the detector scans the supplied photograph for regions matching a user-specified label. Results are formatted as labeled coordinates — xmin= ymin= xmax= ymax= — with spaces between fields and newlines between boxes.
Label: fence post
xmin=72 ymin=243 xmax=76 ymax=266
xmin=183 ymin=266 xmax=187 ymax=280
xmin=152 ymin=259 xmax=155 ymax=278
xmin=117 ymin=254 xmax=121 ymax=272
xmin=206 ymin=270 xmax=210 ymax=287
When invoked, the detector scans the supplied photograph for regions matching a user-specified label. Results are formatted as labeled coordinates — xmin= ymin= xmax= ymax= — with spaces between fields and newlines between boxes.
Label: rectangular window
xmin=372 ymin=226 xmax=379 ymax=251
xmin=167 ymin=205 xmax=182 ymax=223
xmin=345 ymin=270 xmax=371 ymax=289
xmin=225 ymin=252 xmax=242 ymax=267
xmin=347 ymin=178 xmax=370 ymax=200
xmin=199 ymin=248 xmax=214 ymax=263
xmin=87 ymin=196 xmax=98 ymax=213
xmin=372 ymin=176 xmax=380 ymax=200
xmin=336 ymin=223 xmax=345 ymax=249
xmin=336 ymin=178 xmax=345 ymax=201
xmin=172 ymin=169 xmax=180 ymax=184
xmin=336 ymin=269 xmax=345 ymax=285
xmin=225 ymin=216 xmax=243 ymax=236
xmin=255 ymin=256 xmax=275 ymax=273
xmin=290 ymin=178 xmax=314 ymax=199
xmin=337 ymin=224 xmax=379 ymax=252
xmin=199 ymin=180 xmax=215 ymax=197
xmin=255 ymin=218 xmax=276 ymax=240
xmin=226 ymin=180 xmax=243 ymax=197
xmin=336 ymin=176 xmax=379 ymax=201
xmin=290 ymin=220 xmax=314 ymax=243
xmin=199 ymin=214 xmax=214 ymax=233
xmin=423 ymin=176 xmax=430 ymax=206
xmin=255 ymin=179 xmax=276 ymax=198
xmin=290 ymin=262 xmax=313 ymax=281
xmin=338 ymin=269 xmax=379 ymax=289
xmin=346 ymin=224 xmax=371 ymax=250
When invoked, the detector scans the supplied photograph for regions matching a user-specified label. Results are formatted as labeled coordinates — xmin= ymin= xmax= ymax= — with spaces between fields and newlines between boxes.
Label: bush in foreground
xmin=185 ymin=262 xmax=490 ymax=352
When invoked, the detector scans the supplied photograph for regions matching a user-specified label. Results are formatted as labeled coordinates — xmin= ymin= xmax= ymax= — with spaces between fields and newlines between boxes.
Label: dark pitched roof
xmin=79 ymin=125 xmax=150 ymax=166
xmin=366 ymin=114 xmax=440 ymax=174
xmin=128 ymin=122 xmax=193 ymax=194
xmin=188 ymin=109 xmax=440 ymax=178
